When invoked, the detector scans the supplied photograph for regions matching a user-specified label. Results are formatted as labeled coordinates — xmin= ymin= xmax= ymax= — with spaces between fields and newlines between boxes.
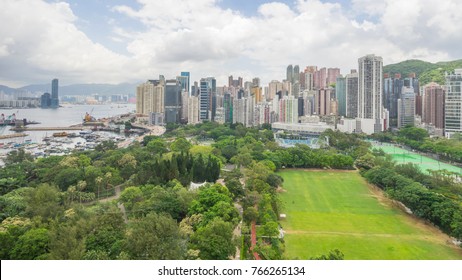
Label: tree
xmin=310 ymin=249 xmax=344 ymax=260
xmin=125 ymin=213 xmax=185 ymax=259
xmin=225 ymin=178 xmax=244 ymax=199
xmin=170 ymin=137 xmax=192 ymax=153
xmin=4 ymin=148 xmax=34 ymax=165
xmin=243 ymin=206 xmax=258 ymax=224
xmin=398 ymin=126 xmax=428 ymax=142
xmin=118 ymin=153 xmax=137 ymax=180
xmin=11 ymin=228 xmax=49 ymax=259
xmin=146 ymin=138 xmax=168 ymax=155
xmin=48 ymin=222 xmax=87 ymax=259
xmin=190 ymin=218 xmax=235 ymax=260
xmin=118 ymin=186 xmax=143 ymax=211
xmin=95 ymin=140 xmax=117 ymax=152
xmin=354 ymin=153 xmax=376 ymax=170
xmin=25 ymin=184 xmax=63 ymax=221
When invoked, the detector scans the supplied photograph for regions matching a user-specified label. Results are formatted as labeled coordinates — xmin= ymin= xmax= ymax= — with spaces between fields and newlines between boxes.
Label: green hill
xmin=384 ymin=59 xmax=462 ymax=85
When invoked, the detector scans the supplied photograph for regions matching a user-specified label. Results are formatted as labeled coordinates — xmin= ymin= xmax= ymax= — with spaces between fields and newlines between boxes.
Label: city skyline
xmin=1 ymin=0 xmax=462 ymax=88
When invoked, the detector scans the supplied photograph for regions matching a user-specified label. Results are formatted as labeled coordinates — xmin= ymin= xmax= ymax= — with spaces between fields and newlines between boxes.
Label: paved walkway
xmin=250 ymin=221 xmax=261 ymax=260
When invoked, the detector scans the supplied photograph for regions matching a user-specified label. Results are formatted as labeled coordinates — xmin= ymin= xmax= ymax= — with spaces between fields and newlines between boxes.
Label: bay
xmin=0 ymin=104 xmax=136 ymax=144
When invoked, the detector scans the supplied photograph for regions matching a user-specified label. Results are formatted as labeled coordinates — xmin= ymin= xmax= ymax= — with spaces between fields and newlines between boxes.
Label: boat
xmin=79 ymin=130 xmax=92 ymax=135
xmin=53 ymin=132 xmax=68 ymax=137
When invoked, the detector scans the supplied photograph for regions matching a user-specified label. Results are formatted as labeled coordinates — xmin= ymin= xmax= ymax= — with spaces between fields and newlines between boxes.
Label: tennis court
xmin=371 ymin=142 xmax=462 ymax=175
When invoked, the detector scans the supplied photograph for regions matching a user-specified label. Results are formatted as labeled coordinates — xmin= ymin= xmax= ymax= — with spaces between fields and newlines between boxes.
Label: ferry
xmin=53 ymin=132 xmax=68 ymax=137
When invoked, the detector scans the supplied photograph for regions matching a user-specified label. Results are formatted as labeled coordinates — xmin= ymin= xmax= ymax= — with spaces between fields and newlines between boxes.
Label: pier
xmin=0 ymin=133 xmax=28 ymax=139
xmin=10 ymin=126 xmax=84 ymax=132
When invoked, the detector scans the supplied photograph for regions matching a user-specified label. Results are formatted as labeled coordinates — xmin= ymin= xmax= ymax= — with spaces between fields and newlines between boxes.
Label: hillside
xmin=384 ymin=59 xmax=462 ymax=85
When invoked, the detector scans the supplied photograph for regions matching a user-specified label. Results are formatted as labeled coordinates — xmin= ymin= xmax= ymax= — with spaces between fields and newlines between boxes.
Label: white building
xmin=187 ymin=96 xmax=199 ymax=125
xmin=136 ymin=80 xmax=164 ymax=115
xmin=358 ymin=54 xmax=387 ymax=133
xmin=445 ymin=69 xmax=462 ymax=137
xmin=278 ymin=96 xmax=298 ymax=123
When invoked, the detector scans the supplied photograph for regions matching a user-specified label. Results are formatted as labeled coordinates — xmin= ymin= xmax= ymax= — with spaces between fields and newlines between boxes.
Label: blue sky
xmin=1 ymin=0 xmax=461 ymax=87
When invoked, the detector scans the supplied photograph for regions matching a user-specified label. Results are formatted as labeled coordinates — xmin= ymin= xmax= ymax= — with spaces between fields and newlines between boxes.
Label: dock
xmin=10 ymin=127 xmax=84 ymax=132
xmin=0 ymin=133 xmax=28 ymax=139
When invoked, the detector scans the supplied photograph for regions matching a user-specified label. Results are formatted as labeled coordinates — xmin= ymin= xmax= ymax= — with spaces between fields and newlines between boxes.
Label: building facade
xmin=136 ymin=80 xmax=164 ymax=115
xmin=422 ymin=82 xmax=445 ymax=129
xmin=397 ymin=86 xmax=415 ymax=128
xmin=358 ymin=54 xmax=386 ymax=132
xmin=445 ymin=69 xmax=462 ymax=137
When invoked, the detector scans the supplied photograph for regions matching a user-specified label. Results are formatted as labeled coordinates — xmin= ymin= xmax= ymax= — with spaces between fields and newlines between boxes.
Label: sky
xmin=1 ymin=0 xmax=462 ymax=88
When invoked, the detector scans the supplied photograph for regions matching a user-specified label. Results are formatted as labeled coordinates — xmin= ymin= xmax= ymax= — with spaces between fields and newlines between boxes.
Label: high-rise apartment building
xmin=357 ymin=54 xmax=388 ymax=133
xmin=336 ymin=75 xmax=346 ymax=117
xmin=315 ymin=88 xmax=332 ymax=116
xmin=251 ymin=86 xmax=263 ymax=103
xmin=327 ymin=68 xmax=340 ymax=86
xmin=397 ymin=86 xmax=415 ymax=128
xmin=252 ymin=77 xmax=261 ymax=87
xmin=358 ymin=54 xmax=383 ymax=120
xmin=314 ymin=67 xmax=327 ymax=89
xmin=268 ymin=80 xmax=283 ymax=101
xmin=136 ymin=79 xmax=165 ymax=115
xmin=345 ymin=72 xmax=359 ymax=118
xmin=422 ymin=82 xmax=445 ymax=129
xmin=228 ymin=75 xmax=243 ymax=88
xmin=188 ymin=96 xmax=199 ymax=124
xmin=304 ymin=69 xmax=316 ymax=91
xmin=278 ymin=96 xmax=298 ymax=123
xmin=445 ymin=69 xmax=462 ymax=137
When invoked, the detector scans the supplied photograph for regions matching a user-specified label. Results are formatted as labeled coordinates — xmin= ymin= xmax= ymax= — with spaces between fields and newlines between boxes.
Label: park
xmin=279 ymin=169 xmax=462 ymax=259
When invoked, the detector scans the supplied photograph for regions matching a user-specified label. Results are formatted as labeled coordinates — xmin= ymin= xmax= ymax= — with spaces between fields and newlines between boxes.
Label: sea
xmin=0 ymin=103 xmax=136 ymax=144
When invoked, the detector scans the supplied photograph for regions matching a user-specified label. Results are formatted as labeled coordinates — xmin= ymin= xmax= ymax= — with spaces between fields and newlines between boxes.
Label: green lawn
xmin=279 ymin=170 xmax=462 ymax=260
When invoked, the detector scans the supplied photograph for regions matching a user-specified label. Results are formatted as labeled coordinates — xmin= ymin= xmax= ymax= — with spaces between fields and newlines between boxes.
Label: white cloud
xmin=0 ymin=0 xmax=136 ymax=86
xmin=0 ymin=0 xmax=462 ymax=88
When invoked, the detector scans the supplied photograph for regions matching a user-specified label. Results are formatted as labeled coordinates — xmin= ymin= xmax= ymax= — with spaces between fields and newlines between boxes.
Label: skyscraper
xmin=51 ymin=78 xmax=59 ymax=108
xmin=358 ymin=54 xmax=383 ymax=120
xmin=136 ymin=79 xmax=164 ymax=115
xmin=228 ymin=75 xmax=243 ymax=88
xmin=41 ymin=92 xmax=51 ymax=108
xmin=164 ymin=79 xmax=182 ymax=124
xmin=345 ymin=72 xmax=359 ymax=118
xmin=200 ymin=77 xmax=216 ymax=121
xmin=422 ymin=82 xmax=445 ymax=129
xmin=178 ymin=72 xmax=190 ymax=93
xmin=336 ymin=75 xmax=346 ymax=117
xmin=383 ymin=73 xmax=403 ymax=121
xmin=445 ymin=69 xmax=462 ymax=137
xmin=286 ymin=65 xmax=293 ymax=83
xmin=397 ymin=86 xmax=415 ymax=128
xmin=314 ymin=67 xmax=326 ymax=89
xmin=268 ymin=80 xmax=283 ymax=101
xmin=327 ymin=68 xmax=340 ymax=86
xmin=293 ymin=65 xmax=300 ymax=83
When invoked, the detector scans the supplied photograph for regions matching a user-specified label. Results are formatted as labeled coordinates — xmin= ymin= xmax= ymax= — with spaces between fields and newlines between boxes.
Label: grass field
xmin=279 ymin=170 xmax=462 ymax=260
xmin=371 ymin=143 xmax=462 ymax=175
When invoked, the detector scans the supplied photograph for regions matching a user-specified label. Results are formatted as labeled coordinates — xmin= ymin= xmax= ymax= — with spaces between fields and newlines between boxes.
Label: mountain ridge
xmin=0 ymin=82 xmax=141 ymax=96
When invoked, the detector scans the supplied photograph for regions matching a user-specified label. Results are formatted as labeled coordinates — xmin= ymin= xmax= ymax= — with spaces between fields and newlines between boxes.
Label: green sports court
xmin=371 ymin=142 xmax=462 ymax=175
